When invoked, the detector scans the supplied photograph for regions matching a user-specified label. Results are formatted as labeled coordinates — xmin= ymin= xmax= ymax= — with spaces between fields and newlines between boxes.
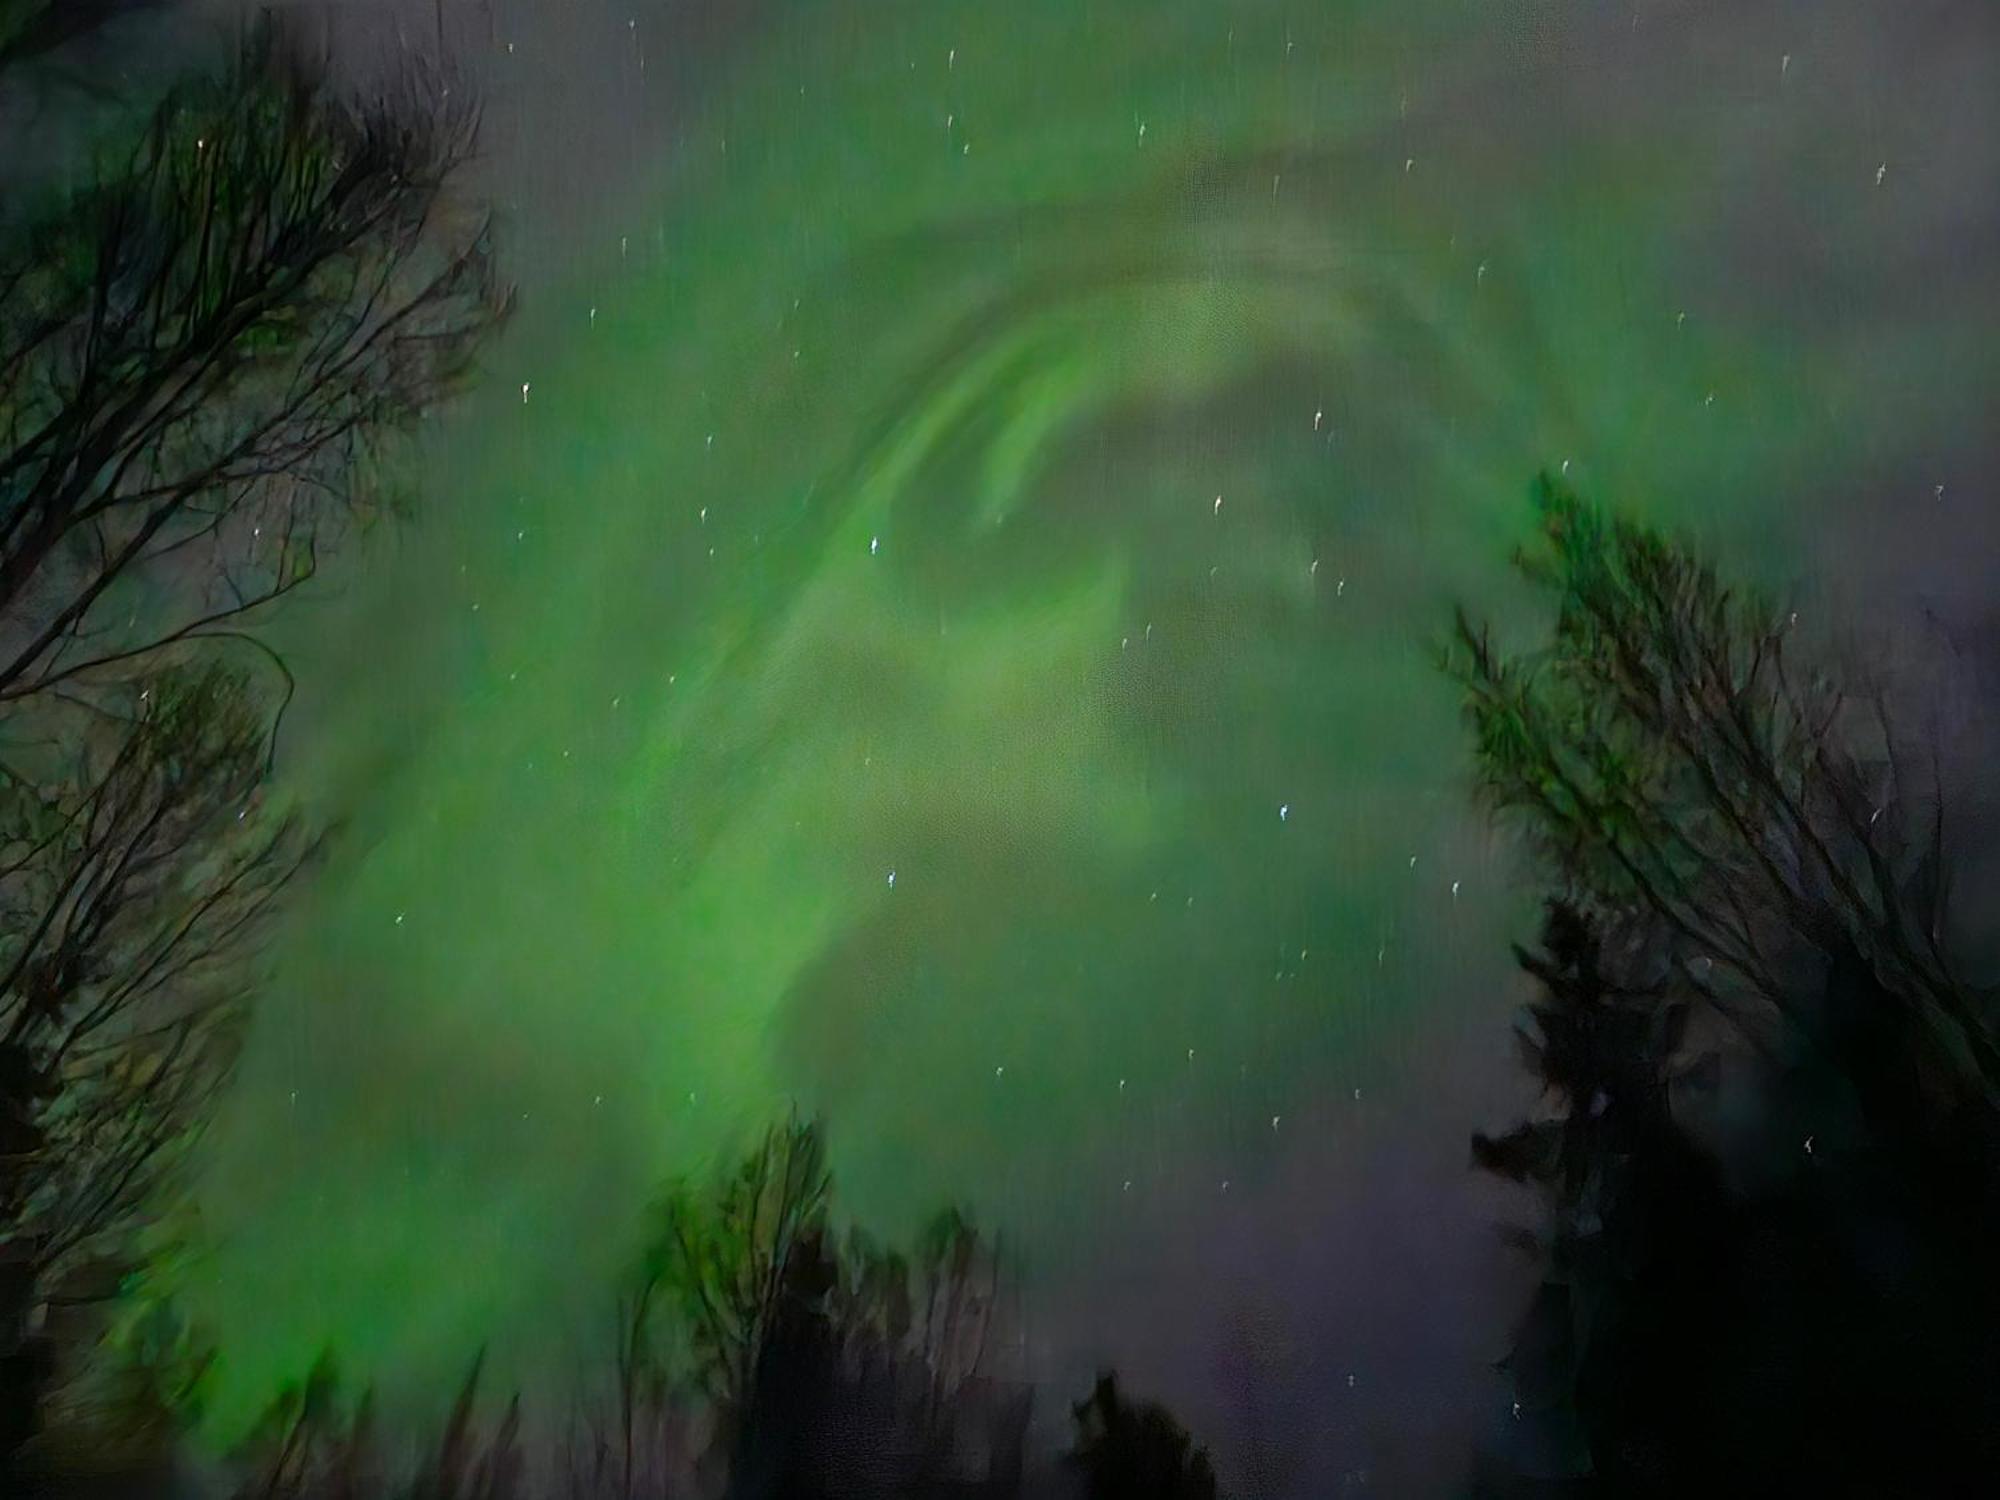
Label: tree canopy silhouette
xmin=1066 ymin=1372 xmax=1217 ymax=1500
xmin=1450 ymin=477 xmax=2000 ymax=1494
xmin=0 ymin=15 xmax=507 ymax=1482
xmin=613 ymin=1112 xmax=1025 ymax=1499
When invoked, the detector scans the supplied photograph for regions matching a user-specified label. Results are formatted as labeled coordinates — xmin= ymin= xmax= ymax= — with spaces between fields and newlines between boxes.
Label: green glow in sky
xmin=178 ymin=0 xmax=1993 ymax=1430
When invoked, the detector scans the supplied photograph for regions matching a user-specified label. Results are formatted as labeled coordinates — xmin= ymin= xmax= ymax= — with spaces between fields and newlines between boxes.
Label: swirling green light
xmin=178 ymin=0 xmax=1993 ymax=1433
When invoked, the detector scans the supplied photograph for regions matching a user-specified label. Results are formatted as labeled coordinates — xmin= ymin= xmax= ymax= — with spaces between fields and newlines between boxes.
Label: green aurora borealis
xmin=173 ymin=0 xmax=1997 ymax=1440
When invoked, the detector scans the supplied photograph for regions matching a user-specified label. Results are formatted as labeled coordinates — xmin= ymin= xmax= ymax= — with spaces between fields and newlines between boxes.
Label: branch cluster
xmin=1446 ymin=474 xmax=1996 ymax=1105
xmin=0 ymin=15 xmax=506 ymax=709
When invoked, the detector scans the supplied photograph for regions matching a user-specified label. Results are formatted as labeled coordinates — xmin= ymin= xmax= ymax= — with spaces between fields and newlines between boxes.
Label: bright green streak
xmin=178 ymin=0 xmax=1988 ymax=1430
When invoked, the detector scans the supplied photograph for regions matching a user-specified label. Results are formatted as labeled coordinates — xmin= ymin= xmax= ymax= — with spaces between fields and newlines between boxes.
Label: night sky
xmin=12 ymin=1 xmax=1996 ymax=1492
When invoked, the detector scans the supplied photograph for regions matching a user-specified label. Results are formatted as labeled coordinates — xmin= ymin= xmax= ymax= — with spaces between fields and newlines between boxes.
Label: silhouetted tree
xmin=622 ymin=1113 xmax=1028 ymax=1499
xmin=0 ymin=13 xmax=506 ymax=1479
xmin=833 ymin=1208 xmax=1011 ymax=1475
xmin=1466 ymin=902 xmax=1739 ymax=1494
xmin=229 ymin=1353 xmax=522 ymax=1500
xmin=0 ymin=666 xmax=310 ymax=1485
xmin=0 ymin=15 xmax=504 ymax=708
xmin=1449 ymin=478 xmax=1998 ymax=1122
xmin=28 ymin=1263 xmax=216 ymax=1493
xmin=639 ymin=1112 xmax=833 ymax=1446
xmin=1066 ymin=1373 xmax=1216 ymax=1500
xmin=1450 ymin=478 xmax=2000 ymax=1493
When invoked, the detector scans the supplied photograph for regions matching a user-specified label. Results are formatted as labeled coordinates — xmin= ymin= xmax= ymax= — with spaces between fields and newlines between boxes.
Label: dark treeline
xmin=31 ymin=1112 xmax=1221 ymax=1499
xmin=1452 ymin=482 xmax=1999 ymax=1496
xmin=2 ymin=10 xmax=1995 ymax=1499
